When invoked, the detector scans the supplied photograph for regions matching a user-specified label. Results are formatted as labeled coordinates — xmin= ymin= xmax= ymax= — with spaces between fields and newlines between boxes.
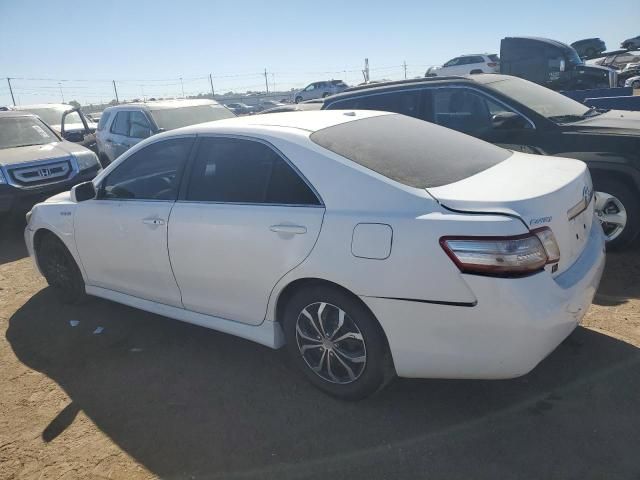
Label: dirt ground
xmin=1 ymin=220 xmax=639 ymax=480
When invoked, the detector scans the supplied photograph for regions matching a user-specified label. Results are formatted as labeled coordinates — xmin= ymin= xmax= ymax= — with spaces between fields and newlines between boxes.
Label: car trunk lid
xmin=427 ymin=152 xmax=594 ymax=276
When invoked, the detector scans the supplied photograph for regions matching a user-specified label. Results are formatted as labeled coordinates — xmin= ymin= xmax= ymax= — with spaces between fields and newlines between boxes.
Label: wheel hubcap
xmin=295 ymin=302 xmax=367 ymax=384
xmin=594 ymin=191 xmax=627 ymax=242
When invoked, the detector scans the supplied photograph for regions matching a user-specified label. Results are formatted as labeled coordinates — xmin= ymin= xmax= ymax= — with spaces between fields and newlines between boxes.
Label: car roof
xmin=0 ymin=110 xmax=38 ymax=119
xmin=325 ymin=74 xmax=509 ymax=100
xmin=503 ymin=36 xmax=574 ymax=51
xmin=14 ymin=103 xmax=71 ymax=110
xmin=104 ymin=98 xmax=221 ymax=112
xmin=170 ymin=110 xmax=391 ymax=135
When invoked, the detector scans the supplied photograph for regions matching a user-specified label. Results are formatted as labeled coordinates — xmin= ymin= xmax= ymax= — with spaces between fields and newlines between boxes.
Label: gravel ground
xmin=1 ymin=221 xmax=639 ymax=480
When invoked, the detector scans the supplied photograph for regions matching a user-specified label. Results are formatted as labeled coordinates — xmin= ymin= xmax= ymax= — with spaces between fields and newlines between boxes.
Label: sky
xmin=0 ymin=0 xmax=638 ymax=106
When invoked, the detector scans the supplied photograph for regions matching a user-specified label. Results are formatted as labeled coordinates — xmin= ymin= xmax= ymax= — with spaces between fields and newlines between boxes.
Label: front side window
xmin=444 ymin=57 xmax=461 ymax=67
xmin=432 ymin=88 xmax=529 ymax=135
xmin=100 ymin=138 xmax=193 ymax=200
xmin=129 ymin=111 xmax=152 ymax=138
xmin=185 ymin=137 xmax=319 ymax=205
xmin=110 ymin=111 xmax=130 ymax=135
xmin=327 ymin=90 xmax=423 ymax=119
xmin=305 ymin=84 xmax=316 ymax=91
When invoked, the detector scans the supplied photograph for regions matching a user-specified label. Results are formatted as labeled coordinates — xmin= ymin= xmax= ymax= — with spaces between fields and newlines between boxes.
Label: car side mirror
xmin=492 ymin=112 xmax=529 ymax=130
xmin=71 ymin=181 xmax=96 ymax=202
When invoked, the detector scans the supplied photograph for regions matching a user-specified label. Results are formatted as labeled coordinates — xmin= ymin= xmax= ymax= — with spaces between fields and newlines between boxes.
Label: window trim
xmin=326 ymin=85 xmax=536 ymax=130
xmin=96 ymin=135 xmax=196 ymax=202
xmin=177 ymin=133 xmax=325 ymax=208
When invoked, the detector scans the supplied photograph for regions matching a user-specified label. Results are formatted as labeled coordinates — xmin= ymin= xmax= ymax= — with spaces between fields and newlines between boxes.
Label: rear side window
xmin=326 ymin=90 xmax=423 ymax=119
xmin=97 ymin=111 xmax=111 ymax=131
xmin=110 ymin=111 xmax=129 ymax=135
xmin=310 ymin=114 xmax=511 ymax=189
xmin=469 ymin=56 xmax=486 ymax=64
xmin=185 ymin=137 xmax=320 ymax=205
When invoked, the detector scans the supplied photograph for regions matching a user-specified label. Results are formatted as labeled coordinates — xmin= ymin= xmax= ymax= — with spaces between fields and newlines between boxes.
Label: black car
xmin=571 ymin=38 xmax=607 ymax=58
xmin=323 ymin=74 xmax=640 ymax=248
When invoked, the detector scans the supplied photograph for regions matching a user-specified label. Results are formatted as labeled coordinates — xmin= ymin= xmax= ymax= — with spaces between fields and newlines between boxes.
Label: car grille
xmin=7 ymin=158 xmax=74 ymax=187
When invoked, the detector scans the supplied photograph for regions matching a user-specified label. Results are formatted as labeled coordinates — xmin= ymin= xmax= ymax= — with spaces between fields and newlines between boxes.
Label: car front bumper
xmin=361 ymin=223 xmax=606 ymax=379
xmin=0 ymin=168 xmax=98 ymax=215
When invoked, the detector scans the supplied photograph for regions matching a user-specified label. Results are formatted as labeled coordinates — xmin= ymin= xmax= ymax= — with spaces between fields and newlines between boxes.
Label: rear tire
xmin=632 ymin=80 xmax=640 ymax=89
xmin=469 ymin=69 xmax=483 ymax=74
xmin=592 ymin=178 xmax=640 ymax=250
xmin=283 ymin=285 xmax=390 ymax=400
xmin=37 ymin=233 xmax=86 ymax=304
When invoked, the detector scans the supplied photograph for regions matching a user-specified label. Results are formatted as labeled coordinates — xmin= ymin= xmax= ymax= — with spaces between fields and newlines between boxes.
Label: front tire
xmin=37 ymin=233 xmax=86 ymax=304
xmin=295 ymin=96 xmax=303 ymax=104
xmin=283 ymin=285 xmax=390 ymax=400
xmin=592 ymin=178 xmax=640 ymax=250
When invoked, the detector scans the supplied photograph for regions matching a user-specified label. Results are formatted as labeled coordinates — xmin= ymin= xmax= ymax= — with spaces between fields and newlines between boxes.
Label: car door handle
xmin=269 ymin=224 xmax=307 ymax=234
xmin=143 ymin=218 xmax=165 ymax=226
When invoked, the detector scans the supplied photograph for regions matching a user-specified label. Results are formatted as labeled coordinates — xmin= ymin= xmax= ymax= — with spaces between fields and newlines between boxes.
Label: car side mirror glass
xmin=71 ymin=181 xmax=96 ymax=202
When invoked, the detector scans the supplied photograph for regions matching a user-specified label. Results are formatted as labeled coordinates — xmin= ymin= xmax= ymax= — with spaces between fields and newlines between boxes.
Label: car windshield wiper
xmin=549 ymin=108 xmax=607 ymax=123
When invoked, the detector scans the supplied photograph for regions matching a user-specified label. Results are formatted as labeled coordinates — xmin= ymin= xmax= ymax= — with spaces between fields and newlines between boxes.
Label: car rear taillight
xmin=487 ymin=62 xmax=498 ymax=67
xmin=440 ymin=228 xmax=560 ymax=277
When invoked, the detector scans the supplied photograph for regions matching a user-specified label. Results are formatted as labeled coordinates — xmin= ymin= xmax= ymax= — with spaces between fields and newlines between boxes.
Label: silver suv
xmin=294 ymin=80 xmax=348 ymax=103
xmin=96 ymin=99 xmax=235 ymax=165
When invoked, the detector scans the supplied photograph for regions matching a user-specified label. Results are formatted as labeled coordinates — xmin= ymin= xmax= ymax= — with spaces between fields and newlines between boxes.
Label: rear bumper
xmin=0 ymin=169 xmax=97 ymax=215
xmin=362 ymin=223 xmax=606 ymax=379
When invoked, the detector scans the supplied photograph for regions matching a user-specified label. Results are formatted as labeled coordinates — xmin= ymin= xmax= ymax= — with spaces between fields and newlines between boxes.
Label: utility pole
xmin=180 ymin=77 xmax=185 ymax=98
xmin=112 ymin=80 xmax=119 ymax=104
xmin=58 ymin=82 xmax=65 ymax=103
xmin=264 ymin=68 xmax=269 ymax=93
xmin=403 ymin=60 xmax=407 ymax=79
xmin=271 ymin=73 xmax=275 ymax=93
xmin=209 ymin=73 xmax=215 ymax=98
xmin=362 ymin=58 xmax=370 ymax=83
xmin=6 ymin=78 xmax=15 ymax=106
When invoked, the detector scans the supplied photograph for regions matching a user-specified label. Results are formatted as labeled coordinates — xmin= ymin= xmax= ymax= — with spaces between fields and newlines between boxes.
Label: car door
xmin=74 ymin=136 xmax=195 ymax=306
xmin=428 ymin=87 xmax=540 ymax=151
xmin=107 ymin=111 xmax=133 ymax=160
xmin=302 ymin=83 xmax=316 ymax=101
xmin=168 ymin=135 xmax=325 ymax=325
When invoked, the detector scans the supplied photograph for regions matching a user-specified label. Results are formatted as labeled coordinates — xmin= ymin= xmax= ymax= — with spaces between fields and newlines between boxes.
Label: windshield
xmin=149 ymin=104 xmax=235 ymax=130
xmin=0 ymin=116 xmax=57 ymax=149
xmin=20 ymin=106 xmax=82 ymax=126
xmin=486 ymin=77 xmax=590 ymax=119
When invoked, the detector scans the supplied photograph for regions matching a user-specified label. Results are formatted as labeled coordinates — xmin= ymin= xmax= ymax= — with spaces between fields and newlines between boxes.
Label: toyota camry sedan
xmin=25 ymin=111 xmax=605 ymax=399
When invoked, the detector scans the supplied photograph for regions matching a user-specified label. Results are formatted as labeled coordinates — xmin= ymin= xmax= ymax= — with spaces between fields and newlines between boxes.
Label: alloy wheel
xmin=595 ymin=191 xmax=628 ymax=242
xmin=295 ymin=302 xmax=367 ymax=384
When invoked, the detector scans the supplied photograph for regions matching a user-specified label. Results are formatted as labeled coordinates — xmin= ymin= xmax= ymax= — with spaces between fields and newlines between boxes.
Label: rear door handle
xmin=143 ymin=218 xmax=165 ymax=226
xmin=269 ymin=224 xmax=307 ymax=234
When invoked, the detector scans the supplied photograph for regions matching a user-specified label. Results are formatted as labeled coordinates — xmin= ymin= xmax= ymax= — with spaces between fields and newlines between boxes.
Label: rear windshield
xmin=310 ymin=114 xmax=511 ymax=188
xmin=149 ymin=104 xmax=235 ymax=130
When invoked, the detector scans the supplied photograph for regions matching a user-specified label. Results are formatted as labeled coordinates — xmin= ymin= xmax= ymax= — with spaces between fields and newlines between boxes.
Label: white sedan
xmin=25 ymin=111 xmax=605 ymax=399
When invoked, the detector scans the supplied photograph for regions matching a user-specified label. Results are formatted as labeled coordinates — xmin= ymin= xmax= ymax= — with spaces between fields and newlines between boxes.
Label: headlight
xmin=73 ymin=151 xmax=100 ymax=171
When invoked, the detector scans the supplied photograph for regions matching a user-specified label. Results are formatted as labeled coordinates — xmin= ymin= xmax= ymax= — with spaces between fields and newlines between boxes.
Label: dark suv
xmin=323 ymin=74 xmax=640 ymax=248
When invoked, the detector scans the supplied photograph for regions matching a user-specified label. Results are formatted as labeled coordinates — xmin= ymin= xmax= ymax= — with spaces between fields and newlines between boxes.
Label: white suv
xmin=426 ymin=54 xmax=500 ymax=77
